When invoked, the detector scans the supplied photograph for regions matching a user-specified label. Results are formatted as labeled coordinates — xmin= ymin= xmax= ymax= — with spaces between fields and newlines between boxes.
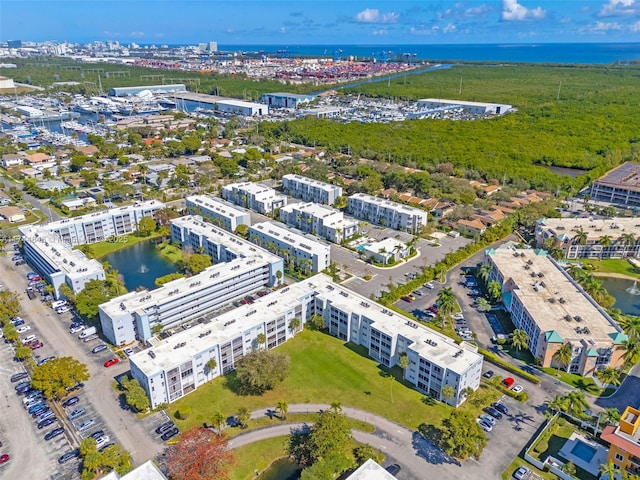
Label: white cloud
xmin=589 ymin=21 xmax=623 ymax=31
xmin=442 ymin=23 xmax=457 ymax=33
xmin=279 ymin=27 xmax=287 ymax=33
xmin=130 ymin=31 xmax=145 ymax=38
xmin=598 ymin=0 xmax=637 ymax=17
xmin=355 ymin=8 xmax=399 ymax=23
xmin=409 ymin=25 xmax=436 ymax=35
xmin=631 ymin=20 xmax=640 ymax=30
xmin=371 ymin=29 xmax=388 ymax=36
xmin=465 ymin=4 xmax=493 ymax=17
xmin=501 ymin=0 xmax=546 ymax=21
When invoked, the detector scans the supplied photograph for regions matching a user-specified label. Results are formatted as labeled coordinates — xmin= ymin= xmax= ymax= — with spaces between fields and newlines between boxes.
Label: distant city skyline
xmin=2 ymin=0 xmax=640 ymax=45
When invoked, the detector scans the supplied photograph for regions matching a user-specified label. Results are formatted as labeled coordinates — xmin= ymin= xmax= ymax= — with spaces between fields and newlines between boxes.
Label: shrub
xmin=535 ymin=440 xmax=548 ymax=454
xmin=175 ymin=406 xmax=192 ymax=420
xmin=478 ymin=348 xmax=541 ymax=384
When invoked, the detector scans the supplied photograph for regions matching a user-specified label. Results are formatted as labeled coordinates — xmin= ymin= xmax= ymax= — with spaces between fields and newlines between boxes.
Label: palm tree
xmin=552 ymin=342 xmax=573 ymax=374
xmin=618 ymin=338 xmax=640 ymax=366
xmin=574 ymin=228 xmax=588 ymax=246
xmin=599 ymin=235 xmax=612 ymax=258
xmin=487 ymin=280 xmax=502 ymax=303
xmin=545 ymin=394 xmax=566 ymax=414
xmin=211 ymin=411 xmax=226 ymax=435
xmin=477 ymin=297 xmax=491 ymax=312
xmin=563 ymin=391 xmax=589 ymax=418
xmin=478 ymin=263 xmax=492 ymax=283
xmin=441 ymin=385 xmax=455 ymax=403
xmin=599 ymin=461 xmax=618 ymax=480
xmin=275 ymin=400 xmax=288 ymax=420
xmin=289 ymin=318 xmax=301 ymax=335
xmin=138 ymin=163 xmax=148 ymax=186
xmin=596 ymin=367 xmax=622 ymax=388
xmin=236 ymin=407 xmax=250 ymax=428
xmin=398 ymin=353 xmax=409 ymax=372
xmin=618 ymin=315 xmax=640 ymax=340
xmin=603 ymin=407 xmax=621 ymax=426
xmin=511 ymin=329 xmax=530 ymax=352
xmin=256 ymin=333 xmax=267 ymax=349
xmin=622 ymin=232 xmax=636 ymax=256
xmin=437 ymin=287 xmax=456 ymax=319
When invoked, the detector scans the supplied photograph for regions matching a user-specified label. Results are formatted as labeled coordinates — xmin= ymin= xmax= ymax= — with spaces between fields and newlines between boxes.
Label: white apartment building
xmin=98 ymin=216 xmax=283 ymax=346
xmin=347 ymin=193 xmax=427 ymax=234
xmin=20 ymin=225 xmax=105 ymax=298
xmin=535 ymin=217 xmax=640 ymax=259
xmin=282 ymin=174 xmax=343 ymax=205
xmin=221 ymin=182 xmax=287 ymax=216
xmin=130 ymin=273 xmax=483 ymax=408
xmin=43 ymin=200 xmax=164 ymax=246
xmin=249 ymin=221 xmax=330 ymax=273
xmin=279 ymin=202 xmax=358 ymax=244
xmin=362 ymin=238 xmax=410 ymax=265
xmin=186 ymin=195 xmax=250 ymax=232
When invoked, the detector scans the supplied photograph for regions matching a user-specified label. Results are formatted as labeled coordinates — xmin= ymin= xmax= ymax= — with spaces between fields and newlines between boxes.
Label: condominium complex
xmin=249 ymin=221 xmax=330 ymax=273
xmin=185 ymin=195 xmax=250 ymax=232
xmin=279 ymin=202 xmax=358 ymax=243
xmin=535 ymin=217 xmax=640 ymax=259
xmin=221 ymin=182 xmax=287 ymax=215
xmin=43 ymin=200 xmax=164 ymax=246
xmin=347 ymin=193 xmax=427 ymax=233
xmin=485 ymin=247 xmax=626 ymax=376
xmin=19 ymin=225 xmax=105 ymax=298
xmin=281 ymin=174 xmax=343 ymax=205
xmin=99 ymin=216 xmax=283 ymax=346
xmin=590 ymin=162 xmax=640 ymax=207
xmin=129 ymin=273 xmax=483 ymax=408
xmin=601 ymin=406 xmax=640 ymax=476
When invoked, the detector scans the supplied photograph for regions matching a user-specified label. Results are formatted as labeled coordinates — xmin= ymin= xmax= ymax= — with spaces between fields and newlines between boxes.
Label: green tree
xmin=437 ymin=287 xmax=456 ymax=319
xmin=510 ymin=329 xmax=530 ymax=352
xmin=353 ymin=444 xmax=384 ymax=466
xmin=0 ymin=290 xmax=21 ymax=323
xmin=309 ymin=313 xmax=324 ymax=330
xmin=618 ymin=338 xmax=640 ymax=366
xmin=206 ymin=358 xmax=217 ymax=375
xmin=599 ymin=461 xmax=617 ymax=480
xmin=234 ymin=349 xmax=290 ymax=395
xmin=75 ymin=279 xmax=116 ymax=320
xmin=545 ymin=394 xmax=567 ymax=414
xmin=439 ymin=410 xmax=487 ymax=459
xmin=574 ymin=228 xmax=588 ymax=245
xmin=563 ymin=461 xmax=576 ymax=476
xmin=618 ymin=314 xmax=640 ymax=340
xmin=80 ymin=169 xmax=99 ymax=187
xmin=14 ymin=344 xmax=32 ymax=361
xmin=275 ymin=269 xmax=283 ymax=285
xmin=211 ymin=411 xmax=226 ymax=434
xmin=59 ymin=283 xmax=76 ymax=304
xmin=256 ymin=333 xmax=267 ymax=348
xmin=185 ymin=253 xmax=212 ymax=275
xmin=442 ymin=385 xmax=455 ymax=403
xmin=120 ymin=377 xmax=150 ymax=412
xmin=477 ymin=263 xmax=491 ymax=283
xmin=476 ymin=297 xmax=491 ymax=312
xmin=234 ymin=224 xmax=249 ymax=238
xmin=31 ymin=356 xmax=90 ymax=400
xmin=2 ymin=322 xmax=19 ymax=343
xmin=289 ymin=318 xmax=301 ymax=335
xmin=552 ymin=342 xmax=573 ymax=374
xmin=603 ymin=407 xmax=621 ymax=426
xmin=563 ymin=391 xmax=590 ymax=418
xmin=398 ymin=353 xmax=410 ymax=371
xmin=137 ymin=216 xmax=157 ymax=236
xmin=596 ymin=367 xmax=622 ymax=388
xmin=276 ymin=400 xmax=288 ymax=420
xmin=487 ymin=280 xmax=502 ymax=303
xmin=236 ymin=407 xmax=250 ymax=428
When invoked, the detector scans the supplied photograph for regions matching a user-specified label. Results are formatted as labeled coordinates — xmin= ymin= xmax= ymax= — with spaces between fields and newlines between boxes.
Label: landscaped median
xmin=478 ymin=347 xmax=541 ymax=385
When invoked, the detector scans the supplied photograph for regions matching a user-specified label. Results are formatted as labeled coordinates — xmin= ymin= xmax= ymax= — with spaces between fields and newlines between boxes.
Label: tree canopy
xmin=234 ymin=348 xmax=290 ymax=395
xmin=438 ymin=410 xmax=487 ymax=459
xmin=0 ymin=290 xmax=21 ymax=324
xmin=166 ymin=427 xmax=235 ymax=480
xmin=75 ymin=279 xmax=120 ymax=320
xmin=31 ymin=356 xmax=90 ymax=400
xmin=137 ymin=216 xmax=157 ymax=236
xmin=80 ymin=438 xmax=132 ymax=480
xmin=120 ymin=377 xmax=150 ymax=412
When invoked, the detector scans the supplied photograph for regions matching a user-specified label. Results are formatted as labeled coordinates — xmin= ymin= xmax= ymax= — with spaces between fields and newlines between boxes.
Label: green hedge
xmin=478 ymin=347 xmax=541 ymax=385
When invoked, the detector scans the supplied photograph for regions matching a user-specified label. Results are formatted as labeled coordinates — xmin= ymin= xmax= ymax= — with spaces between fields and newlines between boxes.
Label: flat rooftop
xmin=131 ymin=273 xmax=481 ymax=377
xmin=594 ymin=162 xmax=640 ymax=193
xmin=216 ymin=98 xmax=264 ymax=109
xmin=281 ymin=202 xmax=357 ymax=229
xmin=489 ymin=249 xmax=620 ymax=345
xmin=283 ymin=174 xmax=341 ymax=192
xmin=250 ymin=221 xmax=330 ymax=255
xmin=538 ymin=217 xmax=640 ymax=241
xmin=186 ymin=195 xmax=249 ymax=219
xmin=350 ymin=192 xmax=427 ymax=216
xmin=46 ymin=200 xmax=163 ymax=229
xmin=225 ymin=182 xmax=283 ymax=198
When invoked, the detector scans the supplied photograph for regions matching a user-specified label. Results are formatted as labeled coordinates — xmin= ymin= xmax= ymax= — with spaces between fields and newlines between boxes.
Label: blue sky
xmin=2 ymin=0 xmax=640 ymax=45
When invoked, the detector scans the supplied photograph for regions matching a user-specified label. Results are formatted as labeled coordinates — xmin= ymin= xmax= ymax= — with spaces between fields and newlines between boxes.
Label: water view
xmin=104 ymin=239 xmax=178 ymax=291
xmin=257 ymin=458 xmax=300 ymax=480
xmin=600 ymin=277 xmax=640 ymax=316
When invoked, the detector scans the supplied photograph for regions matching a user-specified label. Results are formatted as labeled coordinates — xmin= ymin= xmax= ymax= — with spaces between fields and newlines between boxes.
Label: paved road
xmin=0 ymin=173 xmax=62 ymax=224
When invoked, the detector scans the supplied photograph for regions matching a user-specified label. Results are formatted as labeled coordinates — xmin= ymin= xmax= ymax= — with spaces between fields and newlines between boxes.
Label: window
xmin=615 ymin=453 xmax=624 ymax=462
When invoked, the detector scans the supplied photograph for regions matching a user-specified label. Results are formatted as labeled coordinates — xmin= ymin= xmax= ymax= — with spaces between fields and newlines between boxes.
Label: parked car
xmin=28 ymin=403 xmax=48 ymax=415
xmin=123 ymin=347 xmax=134 ymax=356
xmin=479 ymin=413 xmax=496 ymax=427
xmin=401 ymin=295 xmax=414 ymax=303
xmin=502 ymin=377 xmax=515 ymax=389
xmin=10 ymin=372 xmax=29 ymax=383
xmin=89 ymin=430 xmax=105 ymax=440
xmin=482 ymin=370 xmax=494 ymax=379
xmin=77 ymin=419 xmax=95 ymax=432
xmin=512 ymin=385 xmax=524 ymax=394
xmin=492 ymin=402 xmax=509 ymax=415
xmin=155 ymin=421 xmax=176 ymax=435
xmin=513 ymin=466 xmax=531 ymax=480
xmin=44 ymin=428 xmax=64 ymax=441
xmin=69 ymin=325 xmax=84 ymax=334
xmin=412 ymin=290 xmax=424 ymax=296
xmin=21 ymin=335 xmax=37 ymax=344
xmin=0 ymin=454 xmax=9 ymax=464
xmin=424 ymin=282 xmax=435 ymax=289
xmin=29 ymin=342 xmax=44 ymax=350
xmin=15 ymin=384 xmax=32 ymax=394
xmin=161 ymin=427 xmax=180 ymax=441
xmin=14 ymin=260 xmax=26 ymax=266
xmin=11 ymin=319 xmax=24 ymax=327
xmin=37 ymin=356 xmax=56 ymax=366
xmin=67 ymin=408 xmax=85 ymax=420
xmin=36 ymin=410 xmax=55 ymax=422
xmin=104 ymin=358 xmax=119 ymax=368
xmin=16 ymin=325 xmax=31 ymax=334
xmin=58 ymin=450 xmax=80 ymax=464
xmin=92 ymin=344 xmax=108 ymax=354
xmin=95 ymin=435 xmax=111 ymax=449
xmin=37 ymin=417 xmax=58 ymax=429
xmin=56 ymin=307 xmax=71 ymax=314
xmin=386 ymin=464 xmax=401 ymax=475
xmin=62 ymin=396 xmax=79 ymax=408
xmin=476 ymin=418 xmax=493 ymax=432
xmin=427 ymin=305 xmax=439 ymax=314
xmin=484 ymin=406 xmax=503 ymax=420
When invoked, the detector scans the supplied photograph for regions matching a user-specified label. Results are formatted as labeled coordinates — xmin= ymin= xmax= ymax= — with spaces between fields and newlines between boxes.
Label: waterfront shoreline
xmin=592 ymin=272 xmax=640 ymax=281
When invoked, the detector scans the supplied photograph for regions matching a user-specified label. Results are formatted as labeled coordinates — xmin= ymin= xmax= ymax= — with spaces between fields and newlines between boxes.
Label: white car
xmin=452 ymin=313 xmax=464 ymax=320
xmin=16 ymin=325 xmax=31 ymax=334
xmin=479 ymin=413 xmax=496 ymax=426
xmin=513 ymin=466 xmax=531 ymax=480
xmin=424 ymin=282 xmax=435 ymax=289
xmin=476 ymin=417 xmax=493 ymax=432
xmin=95 ymin=435 xmax=111 ymax=449
xmin=512 ymin=385 xmax=524 ymax=394
xmin=56 ymin=307 xmax=71 ymax=314
xmin=77 ymin=419 xmax=95 ymax=432
xmin=123 ymin=347 xmax=134 ymax=356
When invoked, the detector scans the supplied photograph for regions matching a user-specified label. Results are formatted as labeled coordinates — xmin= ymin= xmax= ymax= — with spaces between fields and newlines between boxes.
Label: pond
xmin=539 ymin=165 xmax=588 ymax=178
xmin=258 ymin=458 xmax=301 ymax=480
xmin=103 ymin=239 xmax=178 ymax=291
xmin=599 ymin=276 xmax=640 ymax=316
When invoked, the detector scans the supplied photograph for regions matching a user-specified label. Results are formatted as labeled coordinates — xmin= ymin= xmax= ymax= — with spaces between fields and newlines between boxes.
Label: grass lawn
xmin=170 ymin=329 xmax=501 ymax=433
xmin=156 ymin=241 xmax=183 ymax=264
xmin=539 ymin=368 xmax=603 ymax=396
xmin=230 ymin=436 xmax=289 ymax=480
xmin=81 ymin=232 xmax=165 ymax=259
xmin=581 ymin=259 xmax=640 ymax=280
xmin=502 ymin=457 xmax=556 ymax=480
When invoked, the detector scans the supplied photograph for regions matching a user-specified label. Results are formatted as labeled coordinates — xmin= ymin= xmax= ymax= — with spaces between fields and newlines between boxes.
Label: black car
xmin=57 ymin=450 xmax=80 ymax=464
xmin=45 ymin=427 xmax=64 ymax=441
xmin=482 ymin=370 xmax=494 ymax=379
xmin=161 ymin=427 xmax=180 ymax=441
xmin=62 ymin=396 xmax=79 ymax=408
xmin=15 ymin=384 xmax=32 ymax=394
xmin=484 ymin=406 xmax=503 ymax=420
xmin=10 ymin=372 xmax=29 ymax=383
xmin=492 ymin=402 xmax=509 ymax=415
xmin=89 ymin=430 xmax=105 ymax=440
xmin=155 ymin=421 xmax=175 ymax=435
xmin=14 ymin=381 xmax=31 ymax=391
xmin=37 ymin=417 xmax=57 ymax=429
xmin=386 ymin=464 xmax=401 ymax=476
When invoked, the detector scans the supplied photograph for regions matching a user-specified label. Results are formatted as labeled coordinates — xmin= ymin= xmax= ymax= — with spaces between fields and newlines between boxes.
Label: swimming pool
xmin=356 ymin=243 xmax=371 ymax=252
xmin=571 ymin=440 xmax=597 ymax=463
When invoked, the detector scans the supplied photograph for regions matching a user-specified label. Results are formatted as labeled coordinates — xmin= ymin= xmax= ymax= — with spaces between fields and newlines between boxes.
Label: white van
xmin=22 ymin=335 xmax=37 ymax=344
xmin=52 ymin=300 xmax=68 ymax=310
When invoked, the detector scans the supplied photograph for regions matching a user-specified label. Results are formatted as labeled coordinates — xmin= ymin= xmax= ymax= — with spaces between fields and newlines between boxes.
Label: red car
xmin=29 ymin=341 xmax=44 ymax=350
xmin=104 ymin=358 xmax=120 ymax=368
xmin=427 ymin=305 xmax=439 ymax=314
xmin=0 ymin=454 xmax=9 ymax=464
xmin=502 ymin=377 xmax=515 ymax=388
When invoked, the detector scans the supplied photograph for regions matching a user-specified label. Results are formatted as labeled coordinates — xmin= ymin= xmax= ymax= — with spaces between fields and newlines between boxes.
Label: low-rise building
xmin=279 ymin=202 xmax=358 ymax=243
xmin=249 ymin=221 xmax=330 ymax=273
xmin=281 ymin=174 xmax=342 ymax=205
xmin=457 ymin=219 xmax=487 ymax=236
xmin=590 ymin=162 xmax=640 ymax=207
xmin=130 ymin=273 xmax=483 ymax=409
xmin=347 ymin=193 xmax=427 ymax=234
xmin=417 ymin=98 xmax=512 ymax=115
xmin=222 ymin=182 xmax=287 ymax=216
xmin=99 ymin=215 xmax=283 ymax=346
xmin=215 ymin=99 xmax=268 ymax=116
xmin=261 ymin=92 xmax=315 ymax=109
xmin=485 ymin=247 xmax=626 ymax=376
xmin=185 ymin=195 xmax=250 ymax=232
xmin=19 ymin=225 xmax=106 ymax=299
xmin=601 ymin=406 xmax=640 ymax=476
xmin=0 ymin=206 xmax=25 ymax=223
xmin=362 ymin=238 xmax=409 ymax=265
xmin=535 ymin=217 xmax=640 ymax=259
xmin=1 ymin=153 xmax=24 ymax=168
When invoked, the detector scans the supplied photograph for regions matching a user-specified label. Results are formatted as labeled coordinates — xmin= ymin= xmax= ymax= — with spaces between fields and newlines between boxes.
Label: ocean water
xmin=219 ymin=43 xmax=640 ymax=65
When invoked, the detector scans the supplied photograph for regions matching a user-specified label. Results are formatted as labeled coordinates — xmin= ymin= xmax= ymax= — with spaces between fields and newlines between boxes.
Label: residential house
xmin=1 ymin=153 xmax=24 ymax=168
xmin=0 ymin=206 xmax=25 ymax=223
